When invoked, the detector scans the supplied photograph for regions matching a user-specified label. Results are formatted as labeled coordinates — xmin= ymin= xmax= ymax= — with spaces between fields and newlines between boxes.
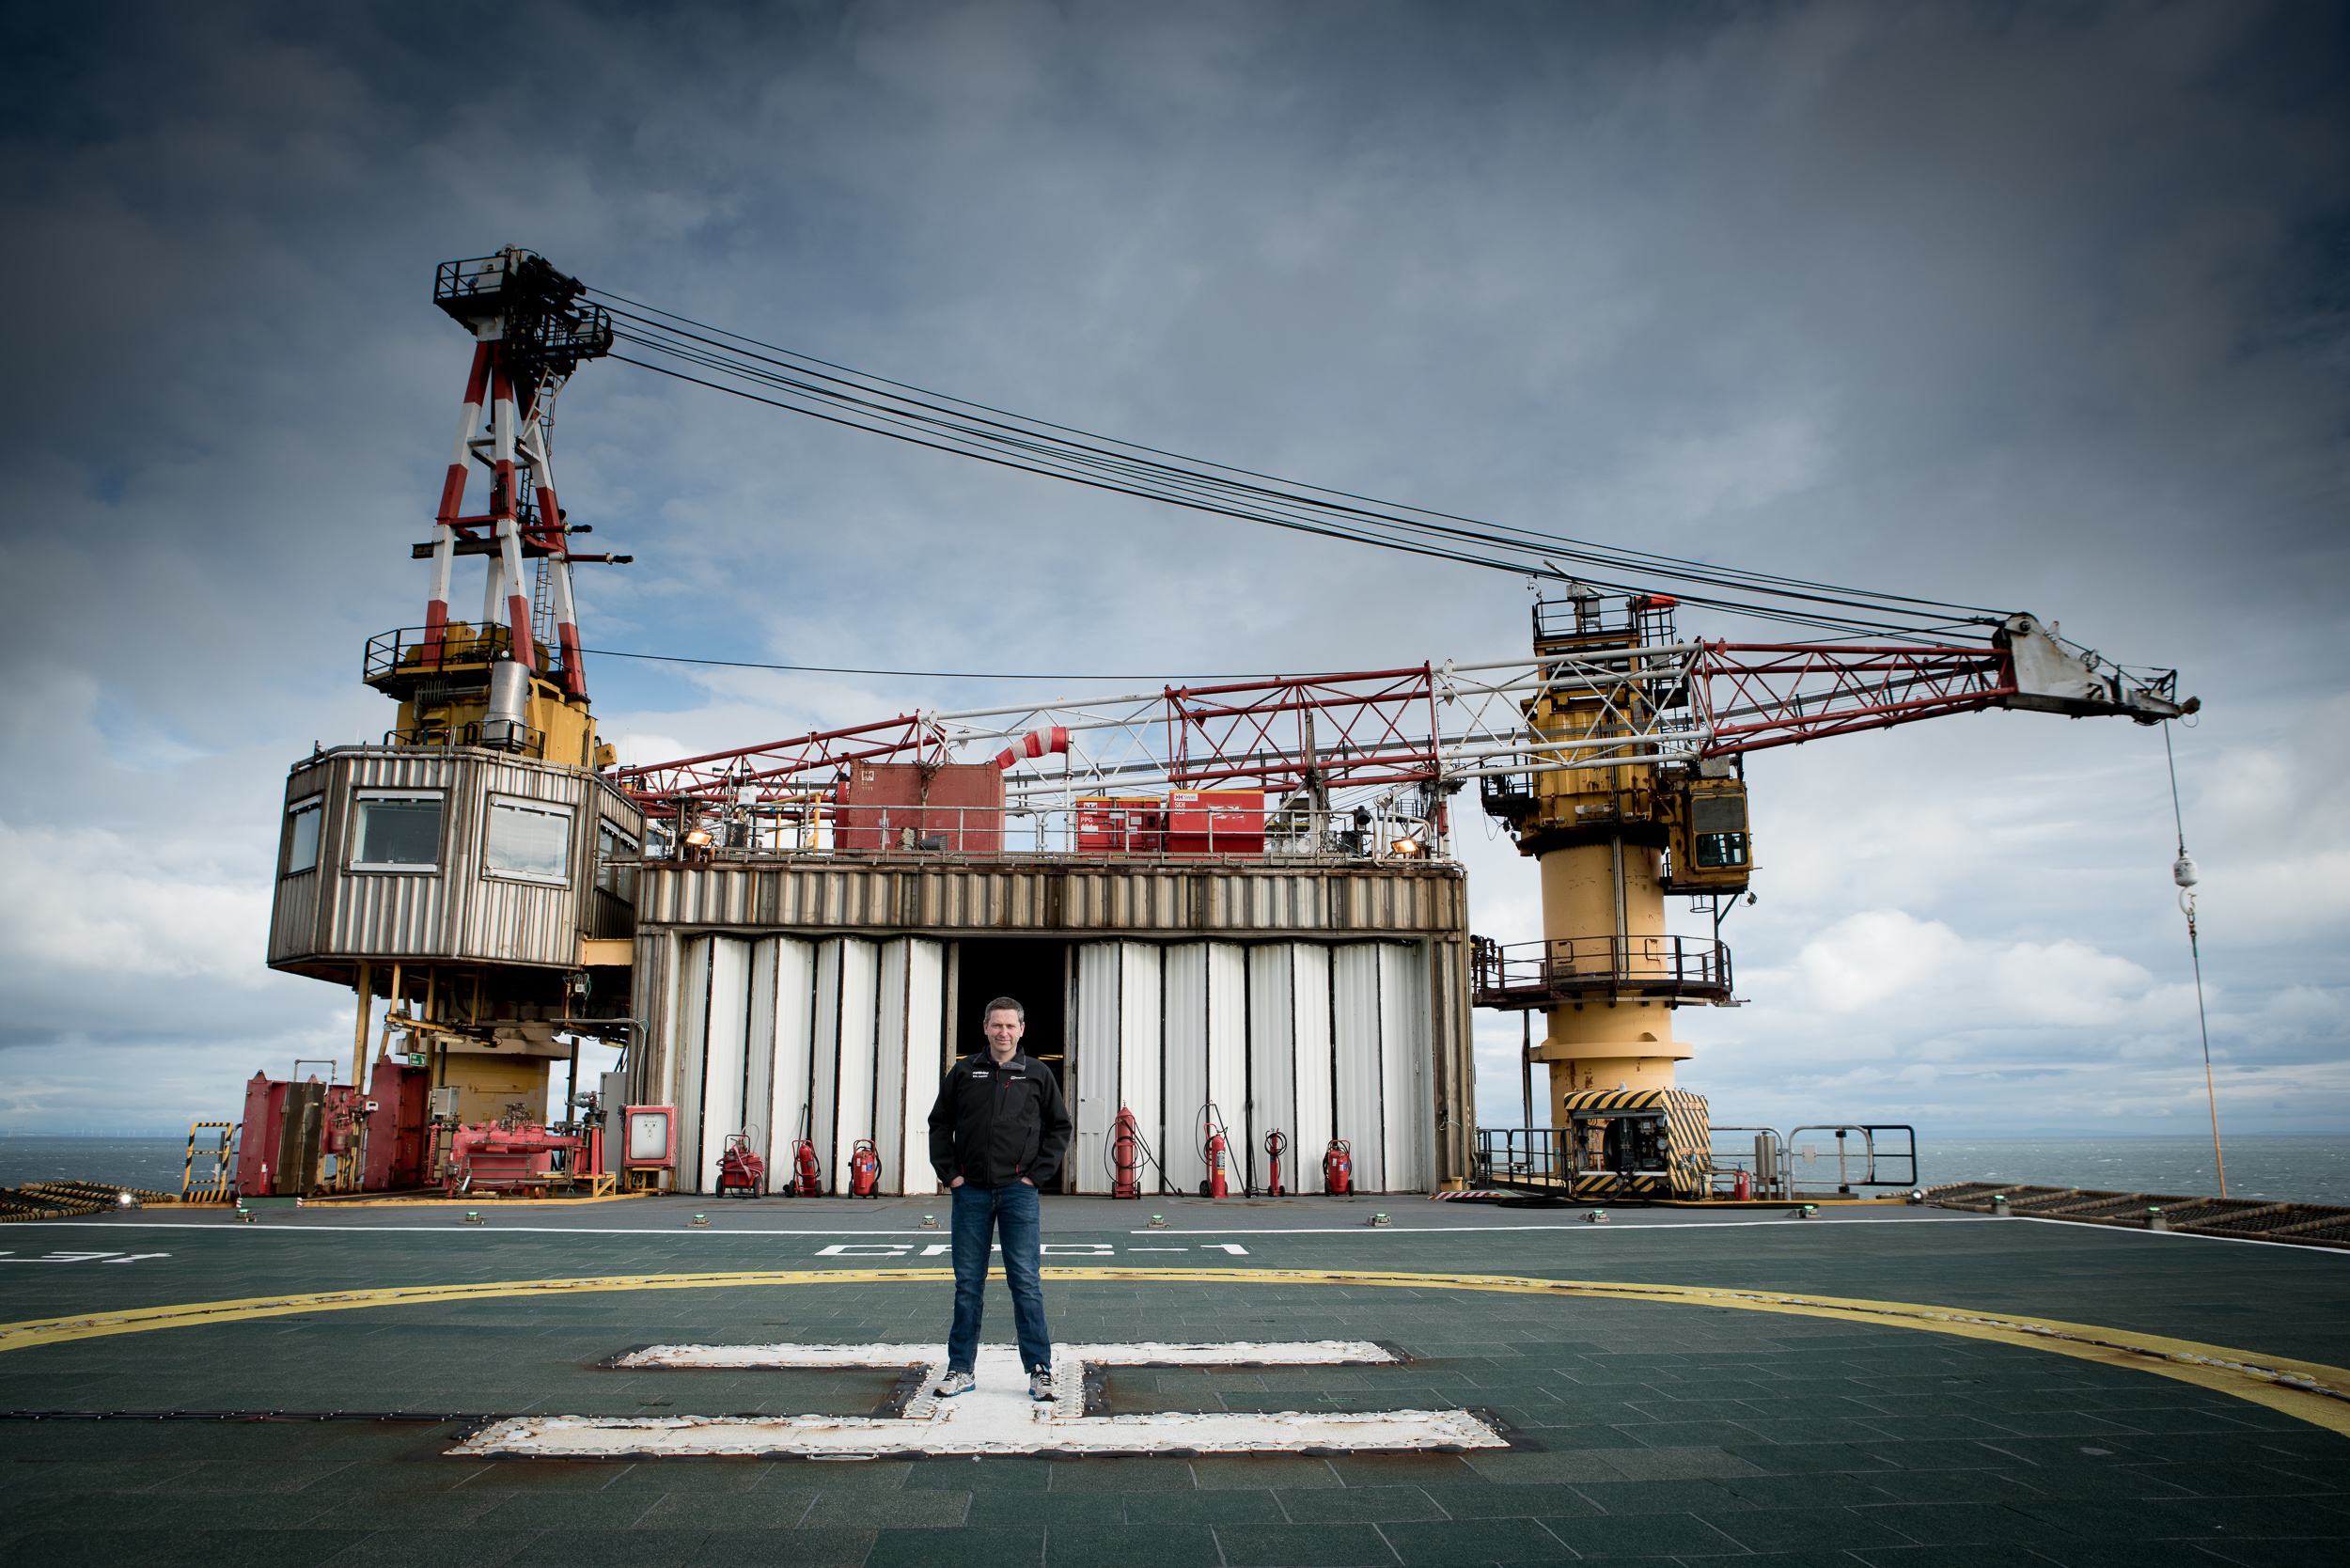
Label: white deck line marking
xmin=611 ymin=1340 xmax=1398 ymax=1370
xmin=456 ymin=1341 xmax=1489 ymax=1458
xmin=29 ymin=1215 xmax=1983 ymax=1237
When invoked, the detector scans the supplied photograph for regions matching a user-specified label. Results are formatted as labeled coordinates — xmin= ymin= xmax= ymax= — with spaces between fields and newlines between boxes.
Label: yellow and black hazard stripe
xmin=1559 ymin=1089 xmax=1666 ymax=1114
xmin=1556 ymin=1088 xmax=1714 ymax=1199
xmin=1664 ymin=1088 xmax=1712 ymax=1199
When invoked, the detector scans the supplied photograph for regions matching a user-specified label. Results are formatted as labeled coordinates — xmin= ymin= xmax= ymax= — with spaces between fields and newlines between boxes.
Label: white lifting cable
xmin=2165 ymin=724 xmax=2224 ymax=1199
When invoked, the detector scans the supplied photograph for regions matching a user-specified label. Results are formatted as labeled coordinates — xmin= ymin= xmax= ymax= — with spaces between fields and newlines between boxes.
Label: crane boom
xmin=611 ymin=611 xmax=2190 ymax=812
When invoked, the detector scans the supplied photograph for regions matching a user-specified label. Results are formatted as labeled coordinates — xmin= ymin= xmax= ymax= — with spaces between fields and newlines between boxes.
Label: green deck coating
xmin=3 ymin=1196 xmax=2344 ymax=1564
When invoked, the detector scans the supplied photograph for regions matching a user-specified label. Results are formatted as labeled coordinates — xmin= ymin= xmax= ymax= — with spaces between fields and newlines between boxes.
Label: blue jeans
xmin=948 ymin=1180 xmax=1050 ymax=1374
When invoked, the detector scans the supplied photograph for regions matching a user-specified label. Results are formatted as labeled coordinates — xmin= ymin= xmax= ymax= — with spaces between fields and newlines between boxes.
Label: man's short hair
xmin=982 ymin=996 xmax=1026 ymax=1023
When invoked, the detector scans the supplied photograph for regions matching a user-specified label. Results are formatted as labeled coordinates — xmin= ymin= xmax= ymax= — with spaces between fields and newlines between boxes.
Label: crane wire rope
xmin=578 ymin=646 xmax=1296 ymax=682
xmin=585 ymin=288 xmax=2007 ymax=642
xmin=2163 ymin=725 xmax=2225 ymax=1199
xmin=606 ymin=343 xmax=1963 ymax=645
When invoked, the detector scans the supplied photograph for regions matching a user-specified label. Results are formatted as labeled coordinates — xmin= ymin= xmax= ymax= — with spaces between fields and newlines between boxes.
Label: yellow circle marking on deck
xmin=4 ymin=1266 xmax=2342 ymax=1435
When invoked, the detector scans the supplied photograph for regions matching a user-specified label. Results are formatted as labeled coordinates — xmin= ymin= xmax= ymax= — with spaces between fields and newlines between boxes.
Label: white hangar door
xmin=673 ymin=933 xmax=947 ymax=1198
xmin=1324 ymin=940 xmax=1434 ymax=1195
xmin=1378 ymin=943 xmax=1434 ymax=1197
xmin=806 ymin=935 xmax=948 ymax=1197
xmin=1159 ymin=942 xmax=1247 ymax=1196
xmin=1067 ymin=940 xmax=1167 ymax=1196
xmin=1068 ymin=941 xmax=1123 ymax=1196
xmin=1331 ymin=943 xmax=1386 ymax=1194
xmin=1054 ymin=937 xmax=1432 ymax=1199
xmin=875 ymin=937 xmax=948 ymax=1196
xmin=674 ymin=935 xmax=754 ymax=1194
xmin=749 ymin=936 xmax=816 ymax=1187
xmin=1248 ymin=943 xmax=1335 ymax=1194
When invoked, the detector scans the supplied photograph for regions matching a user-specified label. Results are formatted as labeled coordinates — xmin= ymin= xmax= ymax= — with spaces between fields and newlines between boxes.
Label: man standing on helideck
xmin=927 ymin=996 xmax=1071 ymax=1401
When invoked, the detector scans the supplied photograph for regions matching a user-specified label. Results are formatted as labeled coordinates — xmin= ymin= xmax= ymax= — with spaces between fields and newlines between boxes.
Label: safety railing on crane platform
xmin=1470 ymin=933 xmax=1732 ymax=1006
xmin=647 ymin=801 xmax=1456 ymax=867
xmin=1473 ymin=1122 xmax=1918 ymax=1201
xmin=363 ymin=625 xmax=571 ymax=692
xmin=383 ymin=721 xmax=548 ymax=760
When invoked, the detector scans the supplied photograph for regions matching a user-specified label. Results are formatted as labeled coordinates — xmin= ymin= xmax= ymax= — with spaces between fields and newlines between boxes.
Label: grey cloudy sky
xmin=2 ymin=1 xmax=2342 ymax=1143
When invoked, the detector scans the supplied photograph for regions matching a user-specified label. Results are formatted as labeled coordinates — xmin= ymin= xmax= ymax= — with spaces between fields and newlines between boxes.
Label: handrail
xmin=364 ymin=625 xmax=567 ymax=686
xmin=1705 ymin=1125 xmax=1786 ymax=1199
xmin=1784 ymin=1124 xmax=1918 ymax=1192
xmin=1472 ymin=933 xmax=1732 ymax=1005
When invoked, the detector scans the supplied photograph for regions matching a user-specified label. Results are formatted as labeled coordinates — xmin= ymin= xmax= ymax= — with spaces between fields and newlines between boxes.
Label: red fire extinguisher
xmin=1262 ymin=1129 xmax=1288 ymax=1197
xmin=848 ymin=1138 xmax=881 ymax=1199
xmin=791 ymin=1138 xmax=822 ymax=1196
xmin=1324 ymin=1138 xmax=1353 ymax=1196
xmin=1111 ymin=1107 xmax=1141 ymax=1199
xmin=1733 ymin=1168 xmax=1752 ymax=1201
xmin=1204 ymin=1119 xmax=1229 ymax=1199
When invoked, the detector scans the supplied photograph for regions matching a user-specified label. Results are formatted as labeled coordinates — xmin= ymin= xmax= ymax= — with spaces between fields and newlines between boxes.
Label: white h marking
xmin=451 ymin=1341 xmax=1504 ymax=1458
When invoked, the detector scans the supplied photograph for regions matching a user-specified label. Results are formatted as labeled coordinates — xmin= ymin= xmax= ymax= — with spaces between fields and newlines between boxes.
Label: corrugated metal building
xmin=268 ymin=746 xmax=1477 ymax=1198
xmin=634 ymin=859 xmax=1474 ymax=1197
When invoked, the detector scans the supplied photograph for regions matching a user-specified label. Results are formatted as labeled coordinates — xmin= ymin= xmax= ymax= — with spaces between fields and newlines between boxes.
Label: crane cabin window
xmin=351 ymin=792 xmax=444 ymax=871
xmin=1689 ymin=792 xmax=1750 ymax=870
xmin=595 ymin=820 xmax=639 ymax=901
xmin=283 ymin=795 xmax=323 ymax=875
xmin=485 ymin=796 xmax=573 ymax=884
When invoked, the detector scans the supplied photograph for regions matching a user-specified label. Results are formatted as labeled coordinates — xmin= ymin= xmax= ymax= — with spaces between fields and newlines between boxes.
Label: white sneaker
xmin=936 ymin=1369 xmax=976 ymax=1398
xmin=1028 ymin=1369 xmax=1055 ymax=1402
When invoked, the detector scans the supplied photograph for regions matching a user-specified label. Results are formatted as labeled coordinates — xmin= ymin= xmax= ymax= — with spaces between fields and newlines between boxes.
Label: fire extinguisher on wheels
xmin=790 ymin=1106 xmax=822 ymax=1196
xmin=1262 ymin=1129 xmax=1288 ymax=1198
xmin=1324 ymin=1138 xmax=1353 ymax=1196
xmin=1111 ymin=1106 xmax=1142 ymax=1199
xmin=848 ymin=1138 xmax=881 ymax=1199
xmin=1200 ymin=1105 xmax=1231 ymax=1199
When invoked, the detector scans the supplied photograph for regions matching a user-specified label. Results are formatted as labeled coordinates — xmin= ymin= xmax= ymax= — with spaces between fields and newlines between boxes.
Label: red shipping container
xmin=1076 ymin=796 xmax=1165 ymax=854
xmin=1166 ymin=790 xmax=1265 ymax=855
xmin=836 ymin=762 xmax=1004 ymax=854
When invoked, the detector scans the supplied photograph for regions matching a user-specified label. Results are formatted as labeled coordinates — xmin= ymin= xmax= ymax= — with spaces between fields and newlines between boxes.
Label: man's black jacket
xmin=928 ymin=1051 xmax=1072 ymax=1189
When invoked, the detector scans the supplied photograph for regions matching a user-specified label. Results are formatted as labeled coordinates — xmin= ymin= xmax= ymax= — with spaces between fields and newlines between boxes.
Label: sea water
xmin=1912 ymin=1135 xmax=2350 ymax=1205
xmin=0 ymin=1137 xmax=221 ymax=1196
xmin=3 ymin=1132 xmax=2345 ymax=1205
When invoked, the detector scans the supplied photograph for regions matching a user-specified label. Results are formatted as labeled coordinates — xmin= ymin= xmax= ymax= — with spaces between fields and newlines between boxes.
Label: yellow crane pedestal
xmin=1469 ymin=591 xmax=1741 ymax=1152
xmin=1533 ymin=839 xmax=1693 ymax=1108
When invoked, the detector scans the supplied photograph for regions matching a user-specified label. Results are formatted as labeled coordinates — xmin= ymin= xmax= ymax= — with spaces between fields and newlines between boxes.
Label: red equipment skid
xmin=443 ymin=1121 xmax=579 ymax=1197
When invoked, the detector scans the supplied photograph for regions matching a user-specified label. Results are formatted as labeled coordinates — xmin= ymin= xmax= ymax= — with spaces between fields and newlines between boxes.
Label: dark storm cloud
xmin=0 ymin=1 xmax=2342 ymax=1132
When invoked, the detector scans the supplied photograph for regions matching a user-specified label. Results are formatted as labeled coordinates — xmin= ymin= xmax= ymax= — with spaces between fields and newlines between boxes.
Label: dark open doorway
xmin=953 ymin=938 xmax=1069 ymax=1092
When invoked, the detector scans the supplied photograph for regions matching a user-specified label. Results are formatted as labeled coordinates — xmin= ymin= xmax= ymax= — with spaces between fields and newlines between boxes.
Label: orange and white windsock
xmin=994 ymin=724 xmax=1071 ymax=769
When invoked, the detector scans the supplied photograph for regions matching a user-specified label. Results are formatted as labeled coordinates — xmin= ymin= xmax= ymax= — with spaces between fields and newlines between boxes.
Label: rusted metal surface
xmin=636 ymin=859 xmax=1464 ymax=936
